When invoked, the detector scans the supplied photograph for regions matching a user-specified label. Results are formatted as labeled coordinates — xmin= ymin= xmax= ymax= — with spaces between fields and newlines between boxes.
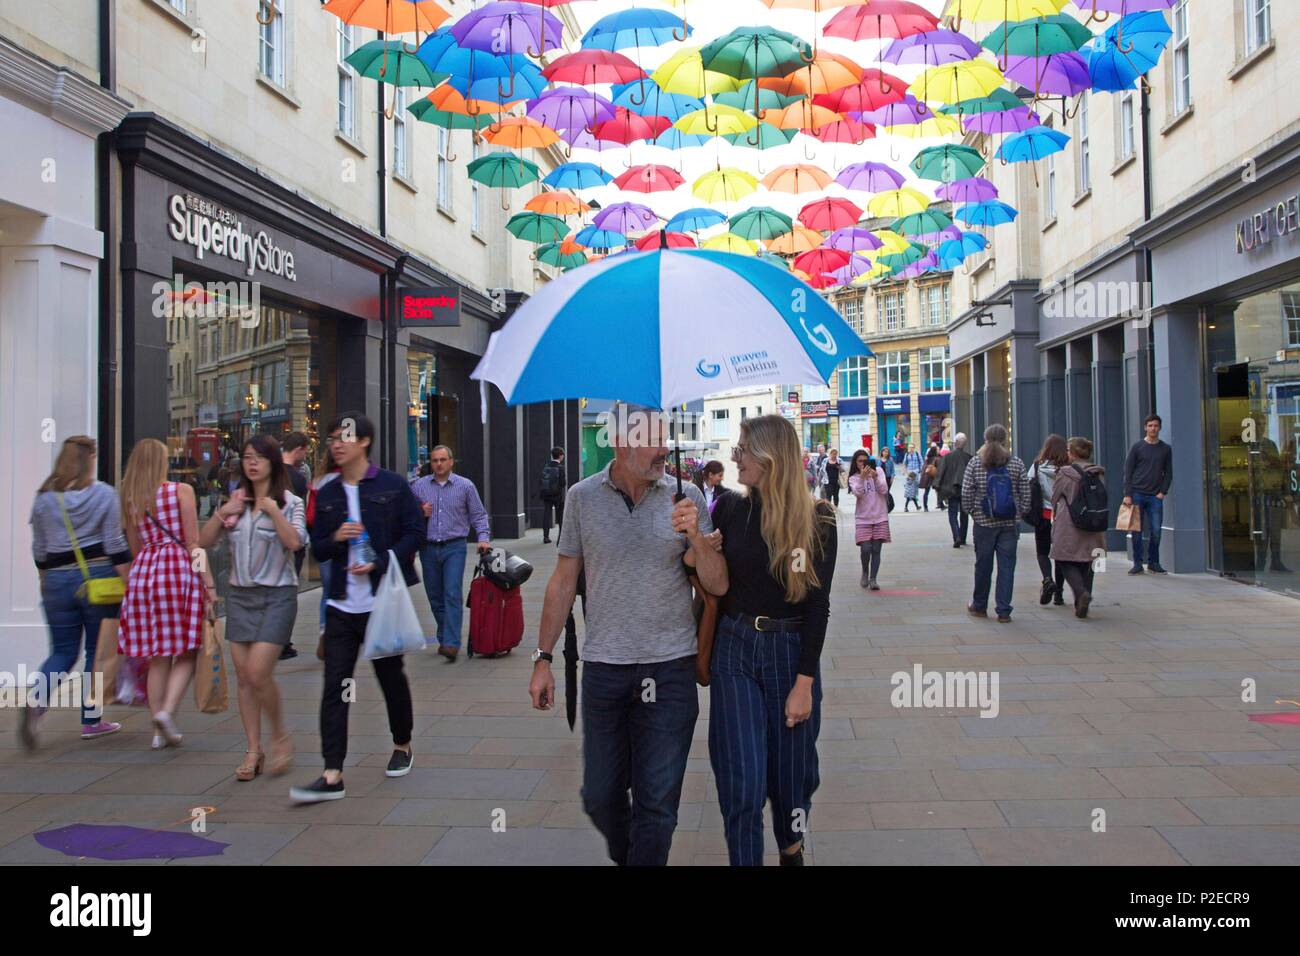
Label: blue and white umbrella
xmin=472 ymin=249 xmax=871 ymax=411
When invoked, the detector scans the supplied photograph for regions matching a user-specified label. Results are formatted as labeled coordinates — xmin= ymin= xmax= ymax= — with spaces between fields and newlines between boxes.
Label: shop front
xmin=837 ymin=398 xmax=872 ymax=456
xmin=876 ymin=395 xmax=910 ymax=461
xmin=918 ymin=393 xmax=952 ymax=449
xmin=801 ymin=401 xmax=832 ymax=450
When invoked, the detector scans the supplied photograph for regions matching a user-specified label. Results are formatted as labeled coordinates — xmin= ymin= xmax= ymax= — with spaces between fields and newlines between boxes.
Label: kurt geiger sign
xmin=1235 ymin=193 xmax=1300 ymax=255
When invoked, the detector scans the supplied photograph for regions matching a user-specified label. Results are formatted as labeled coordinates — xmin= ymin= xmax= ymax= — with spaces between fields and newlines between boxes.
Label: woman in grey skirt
xmin=200 ymin=434 xmax=306 ymax=781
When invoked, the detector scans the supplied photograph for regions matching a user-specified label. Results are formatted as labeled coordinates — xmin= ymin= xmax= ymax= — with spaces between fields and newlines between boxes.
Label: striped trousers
xmin=708 ymin=614 xmax=822 ymax=866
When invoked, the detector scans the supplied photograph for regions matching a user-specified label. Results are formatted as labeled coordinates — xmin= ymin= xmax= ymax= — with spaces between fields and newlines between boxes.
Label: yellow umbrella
xmin=653 ymin=47 xmax=742 ymax=98
xmin=767 ymin=226 xmax=825 ymax=255
xmin=884 ymin=113 xmax=963 ymax=138
xmin=943 ymin=0 xmax=1069 ymax=21
xmin=868 ymin=189 xmax=930 ymax=219
xmin=675 ymin=104 xmax=759 ymax=137
xmin=871 ymin=229 xmax=913 ymax=254
xmin=761 ymin=164 xmax=834 ymax=194
xmin=702 ymin=233 xmax=758 ymax=255
xmin=909 ymin=59 xmax=1005 ymax=105
xmin=485 ymin=116 xmax=560 ymax=149
xmin=692 ymin=167 xmax=759 ymax=203
xmin=525 ymin=190 xmax=587 ymax=216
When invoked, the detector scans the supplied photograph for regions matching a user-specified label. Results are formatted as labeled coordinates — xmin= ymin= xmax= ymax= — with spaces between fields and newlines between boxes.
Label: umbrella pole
xmin=673 ymin=407 xmax=684 ymax=502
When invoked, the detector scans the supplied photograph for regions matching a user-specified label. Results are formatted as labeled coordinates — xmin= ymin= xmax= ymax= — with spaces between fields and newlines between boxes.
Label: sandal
xmin=267 ymin=735 xmax=294 ymax=777
xmin=235 ymin=751 xmax=265 ymax=782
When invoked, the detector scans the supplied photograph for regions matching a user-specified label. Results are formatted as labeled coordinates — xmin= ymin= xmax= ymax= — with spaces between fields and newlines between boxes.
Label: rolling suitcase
xmin=466 ymin=562 xmax=524 ymax=658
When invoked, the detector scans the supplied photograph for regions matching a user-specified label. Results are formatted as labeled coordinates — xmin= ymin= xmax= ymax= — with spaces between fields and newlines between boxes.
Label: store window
xmin=880 ymin=350 xmax=910 ymax=394
xmin=840 ymin=355 xmax=868 ymax=398
xmin=920 ymin=346 xmax=950 ymax=392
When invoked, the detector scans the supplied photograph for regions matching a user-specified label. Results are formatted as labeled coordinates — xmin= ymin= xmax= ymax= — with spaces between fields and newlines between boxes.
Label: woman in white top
xmin=694 ymin=460 xmax=734 ymax=514
xmin=1029 ymin=434 xmax=1069 ymax=607
xmin=199 ymin=434 xmax=306 ymax=781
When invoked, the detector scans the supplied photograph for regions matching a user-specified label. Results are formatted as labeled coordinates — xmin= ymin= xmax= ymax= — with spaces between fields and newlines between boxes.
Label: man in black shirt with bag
xmin=1123 ymin=414 xmax=1174 ymax=574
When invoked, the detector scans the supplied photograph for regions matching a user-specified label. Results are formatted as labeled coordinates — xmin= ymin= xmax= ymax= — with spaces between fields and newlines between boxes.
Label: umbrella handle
xmin=704 ymin=109 xmax=719 ymax=133
xmin=500 ymin=189 xmax=512 ymax=212
xmin=526 ymin=11 xmax=547 ymax=60
xmin=803 ymin=137 xmax=817 ymax=161
xmin=401 ymin=34 xmax=421 ymax=56
xmin=498 ymin=74 xmax=516 ymax=101
xmin=255 ymin=0 xmax=277 ymax=27
xmin=671 ymin=13 xmax=689 ymax=43
xmin=629 ymin=78 xmax=649 ymax=108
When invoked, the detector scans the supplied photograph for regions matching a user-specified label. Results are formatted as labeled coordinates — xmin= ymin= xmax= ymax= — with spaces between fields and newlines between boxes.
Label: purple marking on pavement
xmin=1248 ymin=713 xmax=1300 ymax=726
xmin=34 ymin=824 xmax=229 ymax=861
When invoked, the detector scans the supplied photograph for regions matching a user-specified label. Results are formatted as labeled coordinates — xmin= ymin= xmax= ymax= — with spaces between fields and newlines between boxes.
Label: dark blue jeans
xmin=947 ymin=495 xmax=969 ymax=544
xmin=709 ymin=615 xmax=822 ymax=866
xmin=972 ymin=524 xmax=1019 ymax=617
xmin=37 ymin=566 xmax=120 ymax=725
xmin=1131 ymin=492 xmax=1164 ymax=568
xmin=581 ymin=655 xmax=699 ymax=866
xmin=419 ymin=541 xmax=468 ymax=649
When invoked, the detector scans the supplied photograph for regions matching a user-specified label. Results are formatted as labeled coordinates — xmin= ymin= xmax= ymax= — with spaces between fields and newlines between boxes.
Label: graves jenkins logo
xmin=695 ymin=359 xmax=721 ymax=378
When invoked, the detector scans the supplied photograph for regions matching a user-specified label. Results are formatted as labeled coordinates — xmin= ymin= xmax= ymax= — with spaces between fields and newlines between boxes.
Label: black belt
xmin=728 ymin=612 xmax=804 ymax=633
xmin=428 ymin=536 xmax=468 ymax=546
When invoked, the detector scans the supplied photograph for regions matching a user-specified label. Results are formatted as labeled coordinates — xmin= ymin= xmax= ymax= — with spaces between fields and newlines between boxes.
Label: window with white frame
xmin=393 ymin=88 xmax=411 ymax=179
xmin=168 ymin=0 xmax=188 ymax=13
xmin=337 ymin=21 xmax=356 ymax=137
xmin=840 ymin=356 xmax=868 ymax=398
xmin=711 ymin=408 xmax=731 ymax=440
xmin=1172 ymin=0 xmax=1191 ymax=115
xmin=1044 ymin=118 xmax=1058 ymax=222
xmin=923 ymin=284 xmax=948 ymax=327
xmin=1076 ymin=91 xmax=1091 ymax=195
xmin=258 ymin=0 xmax=286 ymax=87
xmin=437 ymin=128 xmax=452 ymax=212
xmin=840 ymin=295 xmax=862 ymax=334
xmin=1246 ymin=0 xmax=1271 ymax=56
xmin=471 ymin=138 xmax=482 ymax=233
xmin=920 ymin=346 xmax=951 ymax=392
xmin=1118 ymin=89 xmax=1135 ymax=162
xmin=878 ymin=289 xmax=904 ymax=332
xmin=880 ymin=351 xmax=910 ymax=395
xmin=1283 ymin=292 xmax=1300 ymax=348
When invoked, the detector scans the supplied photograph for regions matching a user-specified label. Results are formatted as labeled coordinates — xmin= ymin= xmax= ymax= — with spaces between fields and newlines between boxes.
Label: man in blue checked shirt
xmin=410 ymin=444 xmax=491 ymax=662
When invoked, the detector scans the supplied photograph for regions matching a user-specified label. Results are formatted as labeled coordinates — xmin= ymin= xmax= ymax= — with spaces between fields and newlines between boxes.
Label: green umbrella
xmin=536 ymin=241 xmax=588 ymax=269
xmin=877 ymin=242 xmax=929 ymax=272
xmin=723 ymin=123 xmax=798 ymax=150
xmin=714 ymin=81 xmax=802 ymax=112
xmin=891 ymin=209 xmax=954 ymax=237
xmin=507 ymin=213 xmax=569 ymax=244
xmin=467 ymin=151 xmax=541 ymax=188
xmin=700 ymin=27 xmax=813 ymax=81
xmin=938 ymin=88 xmax=1025 ymax=117
xmin=981 ymin=15 xmax=1094 ymax=59
xmin=407 ymin=99 xmax=496 ymax=131
xmin=911 ymin=144 xmax=985 ymax=183
xmin=756 ymin=251 xmax=790 ymax=271
xmin=729 ymin=206 xmax=794 ymax=242
xmin=345 ymin=40 xmax=448 ymax=88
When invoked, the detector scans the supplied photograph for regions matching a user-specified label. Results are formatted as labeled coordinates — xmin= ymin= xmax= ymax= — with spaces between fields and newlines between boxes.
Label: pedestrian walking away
xmin=291 ymin=412 xmax=425 ymax=804
xmin=199 ymin=434 xmax=307 ymax=781
xmin=903 ymin=469 xmax=920 ymax=511
xmin=820 ymin=448 xmax=844 ymax=507
xmin=528 ymin=403 xmax=727 ymax=866
xmin=277 ymin=430 xmax=314 ymax=661
xmin=1029 ymin=435 xmax=1068 ymax=607
xmin=1051 ymin=437 xmax=1108 ymax=619
xmin=709 ymin=415 xmax=836 ymax=866
xmin=848 ymin=451 xmax=891 ymax=590
xmin=22 ymin=436 xmax=132 ymax=749
xmin=961 ymin=425 xmax=1031 ymax=623
xmin=117 ymin=439 xmax=214 ymax=750
xmin=539 ymin=445 xmax=567 ymax=544
xmin=1124 ymin=414 xmax=1173 ymax=575
xmin=935 ymin=433 xmax=972 ymax=547
xmin=919 ymin=444 xmax=940 ymax=510
xmin=410 ymin=445 xmax=492 ymax=661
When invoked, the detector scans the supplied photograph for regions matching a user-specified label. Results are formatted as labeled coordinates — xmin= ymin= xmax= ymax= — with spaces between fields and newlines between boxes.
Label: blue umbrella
xmin=937 ymin=231 xmax=988 ymax=268
xmin=583 ymin=8 xmax=690 ymax=51
xmin=666 ymin=207 xmax=728 ymax=232
xmin=611 ymin=81 xmax=704 ymax=121
xmin=573 ymin=225 xmax=632 ymax=250
xmin=955 ymin=201 xmax=1020 ymax=227
xmin=1081 ymin=12 xmax=1171 ymax=92
xmin=544 ymin=162 xmax=615 ymax=190
xmin=652 ymin=128 xmax=712 ymax=150
xmin=996 ymin=125 xmax=1070 ymax=163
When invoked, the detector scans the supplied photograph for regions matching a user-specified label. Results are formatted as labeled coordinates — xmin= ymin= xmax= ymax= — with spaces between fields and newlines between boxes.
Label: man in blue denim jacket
xmin=291 ymin=412 xmax=425 ymax=804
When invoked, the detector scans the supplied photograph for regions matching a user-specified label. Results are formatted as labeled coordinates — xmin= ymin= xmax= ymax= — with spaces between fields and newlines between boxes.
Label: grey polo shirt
xmin=557 ymin=462 xmax=712 ymax=665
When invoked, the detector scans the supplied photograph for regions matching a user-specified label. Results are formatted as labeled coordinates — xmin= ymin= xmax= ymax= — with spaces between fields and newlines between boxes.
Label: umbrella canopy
xmin=543 ymin=49 xmax=646 ymax=86
xmin=794 ymin=247 xmax=852 ymax=277
xmin=408 ymin=98 xmax=497 ymax=130
xmin=527 ymin=88 xmax=617 ymax=130
xmin=909 ymin=59 xmax=1006 ymax=104
xmin=675 ymin=104 xmax=759 ymax=137
xmin=692 ymin=167 xmax=760 ymax=203
xmin=582 ymin=7 xmax=688 ymax=50
xmin=981 ymin=14 xmax=1094 ymax=59
xmin=699 ymin=26 xmax=813 ymax=81
xmin=324 ymin=0 xmax=450 ymax=33
xmin=702 ymin=233 xmax=759 ymax=255
xmin=824 ymin=227 xmax=884 ymax=254
xmin=573 ymin=225 xmax=633 ymax=249
xmin=544 ymin=162 xmax=614 ymax=190
xmin=467 ymin=152 xmax=541 ymax=187
xmin=835 ymin=161 xmax=907 ymax=193
xmin=758 ymin=51 xmax=863 ymax=97
xmin=911 ymin=144 xmax=985 ymax=182
xmin=634 ymin=230 xmax=697 ymax=250
xmin=955 ymin=200 xmax=1020 ymax=226
xmin=1003 ymin=51 xmax=1090 ymax=95
xmin=593 ymin=108 xmax=673 ymax=144
xmin=824 ymin=1 xmax=939 ymax=43
xmin=451 ymin=1 xmax=564 ymax=55
xmin=963 ymin=106 xmax=1041 ymax=135
xmin=345 ymin=40 xmax=448 ymax=87
xmin=935 ymin=176 xmax=999 ymax=203
xmin=485 ymin=116 xmax=561 ymax=149
xmin=814 ymin=70 xmax=909 ymax=113
xmin=507 ymin=212 xmax=569 ymax=243
xmin=729 ymin=206 xmax=795 ymax=241
xmin=996 ymin=125 xmax=1069 ymax=163
xmin=798 ymin=197 xmax=863 ymax=232
xmin=937 ymin=230 xmax=988 ymax=266
xmin=868 ymin=187 xmax=931 ymax=219
xmin=536 ymin=241 xmax=589 ymax=270
xmin=612 ymin=81 xmax=704 ymax=120
xmin=725 ymin=123 xmax=799 ymax=149
xmin=666 ymin=207 xmax=729 ymax=231
xmin=762 ymin=164 xmax=835 ymax=194
xmin=525 ymin=189 xmax=587 ymax=215
xmin=1081 ymin=12 xmax=1172 ymax=91
xmin=471 ymin=249 xmax=871 ymax=409
xmin=593 ymin=201 xmax=660 ymax=234
xmin=892 ymin=209 xmax=954 ymax=236
xmin=882 ymin=29 xmax=983 ymax=66
xmin=614 ymin=164 xmax=686 ymax=194
xmin=652 ymin=47 xmax=744 ymax=98
xmin=942 ymin=0 xmax=1070 ymax=20
xmin=767 ymin=226 xmax=826 ymax=254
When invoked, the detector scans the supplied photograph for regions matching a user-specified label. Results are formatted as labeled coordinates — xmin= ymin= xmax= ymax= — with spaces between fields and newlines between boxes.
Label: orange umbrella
xmin=758 ymin=51 xmax=863 ymax=97
xmin=425 ymin=84 xmax=523 ymax=116
xmin=768 ymin=226 xmax=826 ymax=255
xmin=321 ymin=0 xmax=450 ymax=34
xmin=485 ymin=116 xmax=560 ymax=149
xmin=526 ymin=190 xmax=588 ymax=216
xmin=762 ymin=163 xmax=834 ymax=193
xmin=766 ymin=100 xmax=843 ymax=131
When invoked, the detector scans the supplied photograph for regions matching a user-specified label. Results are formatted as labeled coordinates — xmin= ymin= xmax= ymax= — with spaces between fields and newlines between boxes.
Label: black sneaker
xmin=279 ymin=644 xmax=299 ymax=660
xmin=952 ymin=541 xmax=962 ymax=548
xmin=1053 ymin=589 xmax=1065 ymax=607
xmin=1039 ymin=579 xmax=1055 ymax=605
xmin=779 ymin=844 xmax=805 ymax=867
xmin=386 ymin=748 xmax=413 ymax=777
xmin=1076 ymin=592 xmax=1092 ymax=619
xmin=290 ymin=776 xmax=345 ymax=803
xmin=1128 ymin=565 xmax=1145 ymax=575
xmin=1148 ymin=564 xmax=1167 ymax=574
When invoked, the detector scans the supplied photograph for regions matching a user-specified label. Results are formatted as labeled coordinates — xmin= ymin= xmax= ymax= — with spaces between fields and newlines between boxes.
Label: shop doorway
xmin=429 ymin=393 xmax=460 ymax=459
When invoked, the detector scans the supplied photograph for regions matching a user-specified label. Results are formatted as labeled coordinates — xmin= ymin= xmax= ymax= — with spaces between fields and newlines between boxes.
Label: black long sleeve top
xmin=1124 ymin=439 xmax=1173 ymax=496
xmin=712 ymin=491 xmax=837 ymax=677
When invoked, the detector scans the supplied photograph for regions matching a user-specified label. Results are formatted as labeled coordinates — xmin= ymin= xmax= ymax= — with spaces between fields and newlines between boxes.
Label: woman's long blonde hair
xmin=39 ymin=436 xmax=97 ymax=493
xmin=120 ymin=438 xmax=170 ymax=521
xmin=740 ymin=415 xmax=833 ymax=604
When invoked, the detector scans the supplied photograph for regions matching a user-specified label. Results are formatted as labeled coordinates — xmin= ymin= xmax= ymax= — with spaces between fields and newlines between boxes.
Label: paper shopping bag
xmin=1116 ymin=502 xmax=1142 ymax=533
xmin=194 ymin=615 xmax=229 ymax=714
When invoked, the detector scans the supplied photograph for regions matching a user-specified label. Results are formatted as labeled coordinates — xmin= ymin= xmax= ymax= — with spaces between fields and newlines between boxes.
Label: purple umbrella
xmin=451 ymin=2 xmax=564 ymax=57
xmin=825 ymin=226 xmax=885 ymax=253
xmin=1003 ymin=52 xmax=1090 ymax=97
xmin=1089 ymin=0 xmax=1176 ymax=10
xmin=936 ymin=177 xmax=999 ymax=204
xmin=836 ymin=162 xmax=907 ymax=193
xmin=35 ymin=823 xmax=229 ymax=861
xmin=915 ymin=224 xmax=963 ymax=245
xmin=881 ymin=30 xmax=982 ymax=67
xmin=593 ymin=201 xmax=659 ymax=234
xmin=858 ymin=95 xmax=932 ymax=128
xmin=527 ymin=88 xmax=616 ymax=131
xmin=963 ymin=108 xmax=1042 ymax=136
xmin=896 ymin=252 xmax=940 ymax=279
xmin=828 ymin=255 xmax=879 ymax=283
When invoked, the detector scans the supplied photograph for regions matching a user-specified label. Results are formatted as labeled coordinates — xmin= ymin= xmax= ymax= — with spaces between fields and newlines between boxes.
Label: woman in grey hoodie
xmin=24 ymin=437 xmax=131 ymax=749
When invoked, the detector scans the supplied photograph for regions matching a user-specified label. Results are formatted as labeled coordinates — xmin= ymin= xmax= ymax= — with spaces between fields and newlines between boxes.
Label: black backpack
xmin=1067 ymin=464 xmax=1110 ymax=533
xmin=539 ymin=461 xmax=563 ymax=498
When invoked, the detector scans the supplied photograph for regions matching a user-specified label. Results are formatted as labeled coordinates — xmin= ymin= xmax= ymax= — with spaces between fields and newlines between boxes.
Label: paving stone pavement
xmin=3 ymin=498 xmax=1299 ymax=865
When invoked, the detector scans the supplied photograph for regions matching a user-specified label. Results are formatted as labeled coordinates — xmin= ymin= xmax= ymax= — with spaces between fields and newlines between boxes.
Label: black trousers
xmin=1057 ymin=560 xmax=1095 ymax=603
xmin=1033 ymin=521 xmax=1065 ymax=593
xmin=320 ymin=606 xmax=413 ymax=771
xmin=947 ymin=495 xmax=969 ymax=544
xmin=541 ymin=494 xmax=564 ymax=538
xmin=823 ymin=484 xmax=840 ymax=506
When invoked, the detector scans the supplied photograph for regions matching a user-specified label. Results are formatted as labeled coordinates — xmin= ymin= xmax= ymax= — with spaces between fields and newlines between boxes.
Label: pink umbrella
xmin=794 ymin=247 xmax=852 ymax=277
xmin=634 ymin=230 xmax=696 ymax=250
xmin=798 ymin=197 xmax=863 ymax=232
xmin=615 ymin=164 xmax=686 ymax=194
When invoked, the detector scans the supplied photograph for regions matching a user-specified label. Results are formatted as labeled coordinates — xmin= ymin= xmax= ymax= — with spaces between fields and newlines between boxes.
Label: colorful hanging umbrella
xmin=526 ymin=88 xmax=617 ymax=132
xmin=982 ymin=15 xmax=1094 ymax=60
xmin=938 ymin=88 xmax=1026 ymax=116
xmin=824 ymin=227 xmax=884 ymax=254
xmin=955 ymin=200 xmax=1020 ymax=226
xmin=451 ymin=1 xmax=564 ymax=58
xmin=593 ymin=107 xmax=673 ymax=144
xmin=942 ymin=0 xmax=1070 ymax=21
xmin=543 ymin=49 xmax=646 ymax=86
xmin=868 ymin=188 xmax=931 ymax=218
xmin=883 ymin=112 xmax=963 ymax=138
xmin=692 ymin=167 xmax=760 ymax=204
xmin=724 ymin=123 xmax=799 ymax=151
xmin=666 ymin=207 xmax=728 ymax=231
xmin=758 ymin=51 xmax=863 ymax=97
xmin=593 ymin=201 xmax=660 ymax=234
xmin=702 ymin=233 xmax=759 ymax=255
xmin=892 ymin=209 xmax=954 ymax=236
xmin=345 ymin=40 xmax=448 ymax=87
xmin=911 ymin=144 xmax=985 ymax=182
xmin=467 ymin=151 xmax=541 ymax=187
xmin=765 ymin=101 xmax=844 ymax=131
xmin=544 ymin=162 xmax=615 ymax=190
xmin=634 ymin=230 xmax=697 ymax=250
xmin=612 ymin=81 xmax=704 ymax=120
xmin=526 ymin=189 xmax=587 ymax=215
xmin=486 ymin=116 xmax=561 ymax=149
xmin=507 ymin=212 xmax=569 ymax=243
xmin=729 ymin=206 xmax=795 ymax=242
xmin=761 ymin=164 xmax=834 ymax=194
xmin=421 ymin=81 xmax=523 ymax=117
xmin=935 ymin=176 xmax=999 ymax=203
xmin=675 ymin=104 xmax=759 ymax=137
xmin=794 ymin=247 xmax=852 ymax=277
xmin=573 ymin=225 xmax=632 ymax=249
xmin=872 ymin=229 xmax=914 ymax=254
xmin=857 ymin=94 xmax=932 ymax=126
xmin=836 ymin=161 xmax=907 ymax=193
xmin=963 ymin=107 xmax=1041 ymax=136
xmin=937 ymin=230 xmax=988 ymax=266
xmin=824 ymin=2 xmax=939 ymax=44
xmin=1081 ymin=12 xmax=1172 ymax=92
xmin=876 ymin=241 xmax=928 ymax=272
xmin=811 ymin=118 xmax=876 ymax=144
xmin=881 ymin=29 xmax=983 ymax=67
xmin=614 ymin=165 xmax=685 ymax=194
xmin=699 ymin=26 xmax=814 ymax=81
xmin=324 ymin=0 xmax=451 ymax=34
xmin=756 ymin=251 xmax=791 ymax=271
xmin=652 ymin=47 xmax=743 ymax=98
xmin=652 ymin=128 xmax=712 ymax=149
xmin=909 ymin=59 xmax=1006 ymax=105
xmin=536 ymin=240 xmax=589 ymax=269
xmin=1002 ymin=51 xmax=1091 ymax=95
xmin=408 ymin=98 xmax=497 ymax=131
xmin=814 ymin=70 xmax=909 ymax=112
xmin=768 ymin=226 xmax=826 ymax=254
xmin=996 ymin=125 xmax=1069 ymax=163
xmin=715 ymin=80 xmax=803 ymax=112
xmin=799 ymin=197 xmax=864 ymax=232
xmin=581 ymin=7 xmax=689 ymax=50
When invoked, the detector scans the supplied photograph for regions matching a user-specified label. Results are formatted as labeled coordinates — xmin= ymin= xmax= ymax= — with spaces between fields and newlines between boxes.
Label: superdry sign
xmin=399 ymin=288 xmax=461 ymax=328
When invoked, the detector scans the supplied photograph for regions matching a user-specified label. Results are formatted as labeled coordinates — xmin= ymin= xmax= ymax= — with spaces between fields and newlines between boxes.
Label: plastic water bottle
xmin=353 ymin=528 xmax=377 ymax=566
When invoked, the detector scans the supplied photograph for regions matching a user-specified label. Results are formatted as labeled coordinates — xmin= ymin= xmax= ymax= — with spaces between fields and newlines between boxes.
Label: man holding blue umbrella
xmin=529 ymin=403 xmax=727 ymax=866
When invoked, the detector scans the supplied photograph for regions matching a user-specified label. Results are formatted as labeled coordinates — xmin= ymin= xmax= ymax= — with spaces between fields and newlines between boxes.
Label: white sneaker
xmin=151 ymin=734 xmax=166 ymax=751
xmin=152 ymin=711 xmax=183 ymax=746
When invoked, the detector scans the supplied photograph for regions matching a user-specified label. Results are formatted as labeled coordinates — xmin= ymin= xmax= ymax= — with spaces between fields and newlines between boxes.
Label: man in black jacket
xmin=540 ymin=446 xmax=566 ymax=544
xmin=935 ymin=432 xmax=973 ymax=547
xmin=1123 ymin=413 xmax=1174 ymax=574
xmin=291 ymin=412 xmax=425 ymax=804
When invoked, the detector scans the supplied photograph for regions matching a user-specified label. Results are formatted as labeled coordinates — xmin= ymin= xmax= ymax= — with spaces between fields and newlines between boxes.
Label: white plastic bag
xmin=362 ymin=550 xmax=426 ymax=660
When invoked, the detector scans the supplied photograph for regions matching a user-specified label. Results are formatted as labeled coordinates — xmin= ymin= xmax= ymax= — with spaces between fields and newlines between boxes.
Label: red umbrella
xmin=615 ymin=164 xmax=686 ymax=193
xmin=808 ymin=118 xmax=876 ymax=144
xmin=794 ymin=247 xmax=851 ymax=276
xmin=823 ymin=1 xmax=938 ymax=43
xmin=798 ymin=197 xmax=863 ymax=231
xmin=542 ymin=49 xmax=646 ymax=86
xmin=634 ymin=230 xmax=697 ymax=250
xmin=814 ymin=69 xmax=908 ymax=112
xmin=591 ymin=108 xmax=672 ymax=145
xmin=807 ymin=272 xmax=841 ymax=290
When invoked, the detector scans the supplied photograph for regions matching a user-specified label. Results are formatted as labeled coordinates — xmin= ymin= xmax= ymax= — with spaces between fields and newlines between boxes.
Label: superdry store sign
xmin=167 ymin=194 xmax=297 ymax=280
xmin=399 ymin=288 xmax=462 ymax=328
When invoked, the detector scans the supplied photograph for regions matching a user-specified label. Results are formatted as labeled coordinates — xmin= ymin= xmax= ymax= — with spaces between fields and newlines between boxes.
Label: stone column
xmin=1151 ymin=305 xmax=1207 ymax=572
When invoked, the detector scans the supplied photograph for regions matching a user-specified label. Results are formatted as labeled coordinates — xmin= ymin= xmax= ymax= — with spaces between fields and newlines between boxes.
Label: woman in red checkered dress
xmin=118 ymin=439 xmax=215 ymax=748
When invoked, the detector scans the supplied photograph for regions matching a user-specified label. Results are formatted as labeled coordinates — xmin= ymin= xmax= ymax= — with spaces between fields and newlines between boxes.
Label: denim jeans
xmin=581 ymin=655 xmax=699 ymax=866
xmin=37 ymin=565 xmax=120 ymax=725
xmin=1131 ymin=492 xmax=1164 ymax=568
xmin=419 ymin=540 xmax=468 ymax=649
xmin=947 ymin=495 xmax=969 ymax=544
xmin=972 ymin=524 xmax=1019 ymax=617
xmin=709 ymin=615 xmax=822 ymax=866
